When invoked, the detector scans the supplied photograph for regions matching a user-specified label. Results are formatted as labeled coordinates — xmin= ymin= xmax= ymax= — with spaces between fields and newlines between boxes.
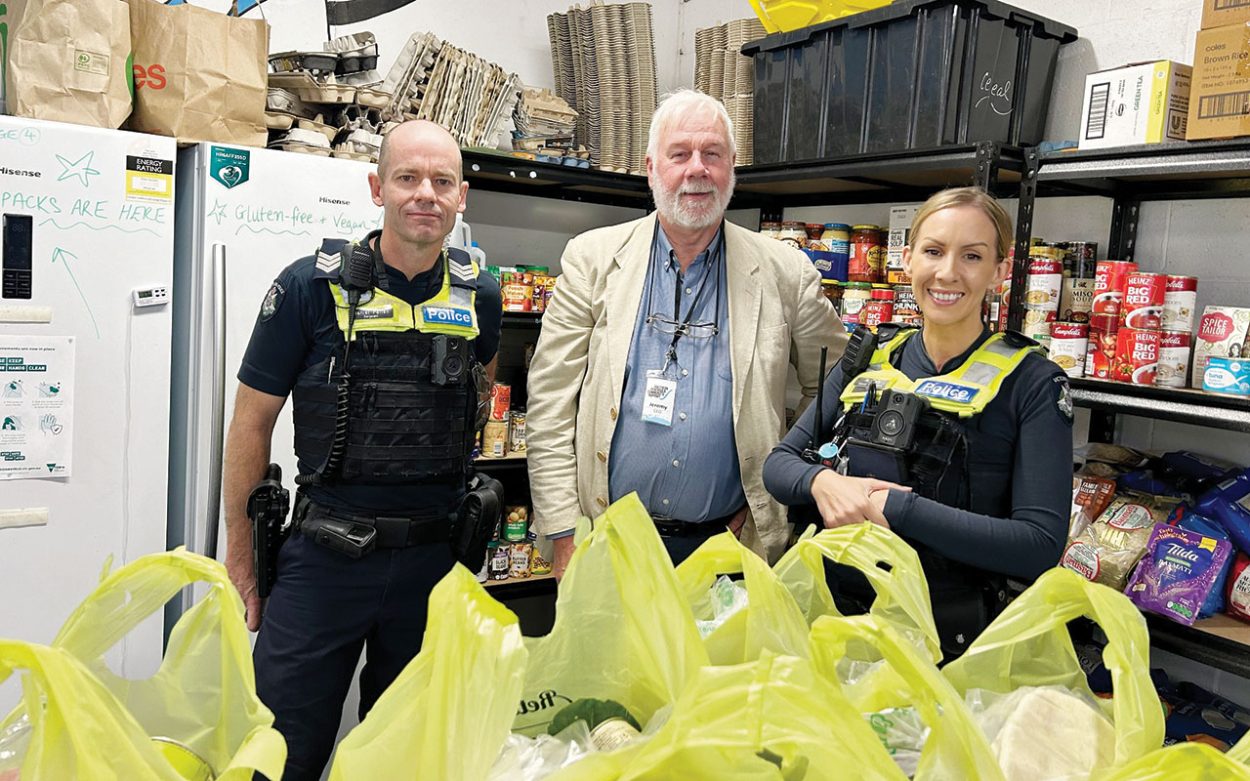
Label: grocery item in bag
xmin=971 ymin=686 xmax=1116 ymax=781
xmin=1125 ymin=524 xmax=1231 ymax=626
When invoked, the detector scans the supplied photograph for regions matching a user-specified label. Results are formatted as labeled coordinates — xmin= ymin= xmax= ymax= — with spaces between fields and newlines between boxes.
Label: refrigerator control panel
xmin=132 ymin=285 xmax=170 ymax=309
xmin=1 ymin=213 xmax=32 ymax=299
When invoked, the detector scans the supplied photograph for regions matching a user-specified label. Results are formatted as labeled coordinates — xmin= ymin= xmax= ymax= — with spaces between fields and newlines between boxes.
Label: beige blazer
xmin=526 ymin=213 xmax=847 ymax=562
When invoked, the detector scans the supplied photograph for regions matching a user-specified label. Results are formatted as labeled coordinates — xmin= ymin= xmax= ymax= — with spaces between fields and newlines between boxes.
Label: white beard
xmin=652 ymin=172 xmax=736 ymax=230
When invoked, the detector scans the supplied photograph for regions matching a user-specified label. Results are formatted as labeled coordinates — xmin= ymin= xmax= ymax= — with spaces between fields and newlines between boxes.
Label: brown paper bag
xmin=126 ymin=0 xmax=269 ymax=147
xmin=3 ymin=0 xmax=133 ymax=128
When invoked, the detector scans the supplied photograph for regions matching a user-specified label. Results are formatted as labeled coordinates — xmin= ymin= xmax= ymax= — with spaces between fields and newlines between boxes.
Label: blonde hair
xmin=909 ymin=187 xmax=1013 ymax=261
xmin=646 ymin=89 xmax=736 ymax=160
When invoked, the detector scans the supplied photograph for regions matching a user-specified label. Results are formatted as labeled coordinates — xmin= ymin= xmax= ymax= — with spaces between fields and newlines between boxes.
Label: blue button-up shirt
xmin=608 ymin=224 xmax=745 ymax=522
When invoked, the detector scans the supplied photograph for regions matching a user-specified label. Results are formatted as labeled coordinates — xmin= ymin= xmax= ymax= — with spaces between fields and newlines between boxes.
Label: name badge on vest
xmin=642 ymin=370 xmax=677 ymax=426
xmin=356 ymin=305 xmax=393 ymax=320
xmin=422 ymin=305 xmax=473 ymax=327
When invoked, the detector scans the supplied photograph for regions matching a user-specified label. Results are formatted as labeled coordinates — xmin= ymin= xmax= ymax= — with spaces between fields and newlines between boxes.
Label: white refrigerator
xmin=0 ymin=117 xmax=177 ymax=684
xmin=168 ymin=144 xmax=382 ymax=590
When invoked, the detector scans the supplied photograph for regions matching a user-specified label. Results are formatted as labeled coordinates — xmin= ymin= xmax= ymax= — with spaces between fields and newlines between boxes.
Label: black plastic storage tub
xmin=742 ymin=0 xmax=1077 ymax=165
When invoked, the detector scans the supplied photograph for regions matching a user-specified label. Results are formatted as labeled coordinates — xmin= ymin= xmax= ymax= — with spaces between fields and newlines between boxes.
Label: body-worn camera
xmin=869 ymin=391 xmax=928 ymax=450
xmin=432 ymin=334 xmax=469 ymax=386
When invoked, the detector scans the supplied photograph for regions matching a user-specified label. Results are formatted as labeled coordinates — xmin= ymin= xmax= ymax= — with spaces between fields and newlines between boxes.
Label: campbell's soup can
xmin=1022 ymin=257 xmax=1062 ymax=339
xmin=1156 ymin=330 xmax=1192 ymax=388
xmin=1162 ymin=275 xmax=1199 ymax=333
xmin=1087 ymin=313 xmax=1121 ymax=379
xmin=1113 ymin=327 xmax=1160 ymax=384
xmin=1050 ymin=322 xmax=1088 ymax=378
xmin=1093 ymin=260 xmax=1139 ymax=317
xmin=1121 ymin=272 xmax=1166 ymax=329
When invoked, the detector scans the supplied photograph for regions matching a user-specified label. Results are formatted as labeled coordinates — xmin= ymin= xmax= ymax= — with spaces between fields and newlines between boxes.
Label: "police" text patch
xmin=422 ymin=306 xmax=473 ymax=327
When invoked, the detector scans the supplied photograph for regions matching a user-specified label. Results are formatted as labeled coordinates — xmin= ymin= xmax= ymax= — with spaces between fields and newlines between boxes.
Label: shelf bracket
xmin=973 ymin=140 xmax=1002 ymax=193
xmin=1007 ymin=147 xmax=1039 ymax=333
xmin=758 ymin=204 xmax=784 ymax=230
xmin=1108 ymin=196 xmax=1141 ymax=262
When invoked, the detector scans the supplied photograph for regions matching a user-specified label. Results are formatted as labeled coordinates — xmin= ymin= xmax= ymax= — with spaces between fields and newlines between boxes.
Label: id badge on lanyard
xmin=642 ymin=358 xmax=677 ymax=427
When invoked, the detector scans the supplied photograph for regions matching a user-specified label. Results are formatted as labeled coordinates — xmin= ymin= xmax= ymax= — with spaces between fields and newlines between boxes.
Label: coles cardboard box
xmin=1078 ymin=60 xmax=1191 ymax=149
xmin=1188 ymin=22 xmax=1250 ymax=140
xmin=1202 ymin=0 xmax=1250 ymax=30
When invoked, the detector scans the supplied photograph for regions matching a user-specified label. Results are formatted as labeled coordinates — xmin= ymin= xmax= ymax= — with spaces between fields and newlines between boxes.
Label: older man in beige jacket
xmin=526 ymin=90 xmax=846 ymax=576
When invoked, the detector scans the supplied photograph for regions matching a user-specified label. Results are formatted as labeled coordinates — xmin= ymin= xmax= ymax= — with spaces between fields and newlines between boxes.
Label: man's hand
xmin=810 ymin=469 xmax=908 ymax=530
xmin=225 ymin=548 xmax=263 ymax=631
xmin=552 ymin=535 xmax=575 ymax=582
xmin=727 ymin=505 xmax=749 ymax=538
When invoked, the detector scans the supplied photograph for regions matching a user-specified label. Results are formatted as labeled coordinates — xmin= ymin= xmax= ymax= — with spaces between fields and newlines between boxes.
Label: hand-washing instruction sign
xmin=0 ymin=336 xmax=74 ymax=479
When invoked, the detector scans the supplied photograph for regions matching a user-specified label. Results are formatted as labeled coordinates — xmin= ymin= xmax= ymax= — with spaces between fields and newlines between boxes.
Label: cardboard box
xmin=1078 ymin=61 xmax=1191 ymax=149
xmin=886 ymin=204 xmax=921 ymax=284
xmin=1188 ymin=23 xmax=1250 ymax=140
xmin=1203 ymin=0 xmax=1250 ymax=31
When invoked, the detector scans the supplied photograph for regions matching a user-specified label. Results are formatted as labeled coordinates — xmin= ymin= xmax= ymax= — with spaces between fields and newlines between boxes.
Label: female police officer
xmin=763 ymin=187 xmax=1072 ymax=660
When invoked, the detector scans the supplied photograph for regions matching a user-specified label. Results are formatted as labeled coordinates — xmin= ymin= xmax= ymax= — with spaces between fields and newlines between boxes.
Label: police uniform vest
xmin=829 ymin=324 xmax=1043 ymax=656
xmin=291 ymin=237 xmax=481 ymax=487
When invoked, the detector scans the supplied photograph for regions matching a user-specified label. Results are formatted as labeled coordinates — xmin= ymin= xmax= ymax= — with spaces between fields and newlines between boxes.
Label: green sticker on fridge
xmin=210 ymin=146 xmax=250 ymax=189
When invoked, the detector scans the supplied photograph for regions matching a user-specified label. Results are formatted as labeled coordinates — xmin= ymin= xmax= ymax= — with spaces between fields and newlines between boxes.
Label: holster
xmin=452 ymin=472 xmax=505 ymax=573
xmin=247 ymin=464 xmax=291 ymax=599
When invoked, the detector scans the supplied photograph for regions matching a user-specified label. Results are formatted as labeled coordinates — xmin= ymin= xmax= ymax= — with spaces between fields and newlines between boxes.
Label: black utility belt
xmin=294 ymin=495 xmax=449 ymax=558
xmin=652 ymin=512 xmax=738 ymax=538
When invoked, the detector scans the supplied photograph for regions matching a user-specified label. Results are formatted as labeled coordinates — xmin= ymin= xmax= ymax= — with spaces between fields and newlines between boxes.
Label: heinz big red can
xmin=1113 ymin=328 xmax=1160 ymax=384
xmin=1121 ymin=272 xmax=1166 ymax=329
xmin=1093 ymin=260 xmax=1139 ymax=317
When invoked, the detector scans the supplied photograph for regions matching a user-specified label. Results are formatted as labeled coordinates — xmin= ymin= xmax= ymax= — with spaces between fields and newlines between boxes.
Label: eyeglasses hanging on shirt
xmin=644 ymin=222 xmax=724 ymax=377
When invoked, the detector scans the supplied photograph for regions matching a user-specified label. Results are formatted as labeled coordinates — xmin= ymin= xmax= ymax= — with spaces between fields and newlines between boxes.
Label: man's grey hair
xmin=645 ymin=89 xmax=736 ymax=160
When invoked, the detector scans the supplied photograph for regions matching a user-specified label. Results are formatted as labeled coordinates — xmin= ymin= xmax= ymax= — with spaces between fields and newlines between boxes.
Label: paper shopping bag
xmin=3 ymin=0 xmax=132 ymax=128
xmin=126 ymin=0 xmax=268 ymax=146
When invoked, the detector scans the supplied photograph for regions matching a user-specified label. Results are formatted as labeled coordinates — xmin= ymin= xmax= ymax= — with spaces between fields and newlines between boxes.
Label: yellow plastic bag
xmin=674 ymin=532 xmax=809 ymax=665
xmin=551 ymin=651 xmax=906 ymax=781
xmin=1100 ymin=742 xmax=1250 ymax=780
xmin=515 ymin=493 xmax=710 ymax=736
xmin=942 ymin=568 xmax=1164 ymax=771
xmin=808 ymin=614 xmax=1004 ymax=781
xmin=0 ymin=639 xmax=205 ymax=780
xmin=38 ymin=548 xmax=285 ymax=781
xmin=328 ymin=566 xmax=527 ymax=781
xmin=773 ymin=523 xmax=941 ymax=663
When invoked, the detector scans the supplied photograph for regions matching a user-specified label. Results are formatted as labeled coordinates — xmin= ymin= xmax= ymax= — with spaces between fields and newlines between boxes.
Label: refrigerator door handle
xmin=206 ymin=243 xmax=227 ymax=560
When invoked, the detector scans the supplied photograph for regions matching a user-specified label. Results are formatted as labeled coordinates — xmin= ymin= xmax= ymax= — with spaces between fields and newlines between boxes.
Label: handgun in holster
xmin=451 ymin=472 xmax=504 ymax=573
xmin=247 ymin=463 xmax=291 ymax=599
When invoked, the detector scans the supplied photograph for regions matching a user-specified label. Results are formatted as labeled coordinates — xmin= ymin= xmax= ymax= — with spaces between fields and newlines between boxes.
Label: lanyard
xmin=648 ymin=221 xmax=723 ymax=373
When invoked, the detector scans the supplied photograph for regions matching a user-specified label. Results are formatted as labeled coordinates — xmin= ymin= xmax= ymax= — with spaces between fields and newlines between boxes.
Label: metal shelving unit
xmin=461 ymin=148 xmax=652 ymax=208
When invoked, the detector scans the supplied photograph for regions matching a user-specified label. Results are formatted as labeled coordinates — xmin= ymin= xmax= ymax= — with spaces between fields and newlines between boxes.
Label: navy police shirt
xmin=238 ymin=246 xmax=502 ymax=516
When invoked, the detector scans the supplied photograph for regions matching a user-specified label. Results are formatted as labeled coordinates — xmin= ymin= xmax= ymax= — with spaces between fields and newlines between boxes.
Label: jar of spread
xmin=759 ymin=221 xmax=782 ymax=240
xmin=804 ymin=223 xmax=826 ymax=250
xmin=849 ymin=224 xmax=885 ymax=283
xmin=821 ymin=223 xmax=851 ymax=280
xmin=841 ymin=282 xmax=873 ymax=326
xmin=778 ymin=221 xmax=807 ymax=250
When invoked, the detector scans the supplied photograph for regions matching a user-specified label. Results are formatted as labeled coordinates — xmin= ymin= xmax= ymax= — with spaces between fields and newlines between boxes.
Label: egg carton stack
xmin=266 ymin=32 xmax=390 ymax=162
xmin=379 ymin=31 xmax=521 ymax=149
xmin=694 ymin=18 xmax=765 ymax=166
xmin=547 ymin=1 xmax=657 ymax=174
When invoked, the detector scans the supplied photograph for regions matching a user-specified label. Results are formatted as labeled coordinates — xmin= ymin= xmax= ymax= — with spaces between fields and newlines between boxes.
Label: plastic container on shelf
xmin=748 ymin=0 xmax=891 ymax=33
xmin=743 ymin=0 xmax=1077 ymax=164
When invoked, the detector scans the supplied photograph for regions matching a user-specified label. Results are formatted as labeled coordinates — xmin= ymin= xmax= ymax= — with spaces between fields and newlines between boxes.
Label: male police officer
xmin=222 ymin=120 xmax=502 ymax=781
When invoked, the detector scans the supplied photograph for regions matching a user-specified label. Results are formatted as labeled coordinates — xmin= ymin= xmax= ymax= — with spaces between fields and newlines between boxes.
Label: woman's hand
xmin=810 ymin=469 xmax=909 ymax=529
